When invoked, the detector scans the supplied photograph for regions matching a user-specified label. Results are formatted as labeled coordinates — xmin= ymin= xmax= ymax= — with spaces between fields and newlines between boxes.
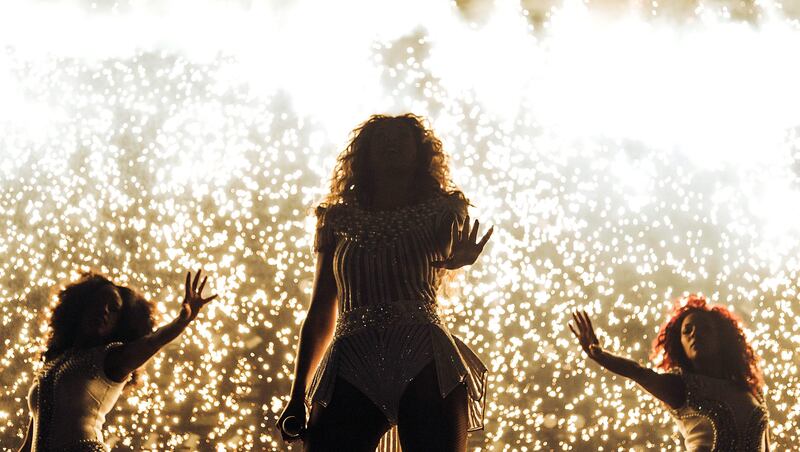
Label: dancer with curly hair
xmin=276 ymin=114 xmax=492 ymax=451
xmin=18 ymin=269 xmax=217 ymax=452
xmin=570 ymin=294 xmax=769 ymax=451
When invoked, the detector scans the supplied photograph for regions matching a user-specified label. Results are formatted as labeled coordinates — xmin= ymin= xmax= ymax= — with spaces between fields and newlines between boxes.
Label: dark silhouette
xmin=19 ymin=269 xmax=217 ymax=451
xmin=277 ymin=114 xmax=493 ymax=451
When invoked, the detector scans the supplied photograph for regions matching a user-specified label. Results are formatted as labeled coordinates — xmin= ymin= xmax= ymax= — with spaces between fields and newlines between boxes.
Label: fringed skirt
xmin=307 ymin=299 xmax=488 ymax=443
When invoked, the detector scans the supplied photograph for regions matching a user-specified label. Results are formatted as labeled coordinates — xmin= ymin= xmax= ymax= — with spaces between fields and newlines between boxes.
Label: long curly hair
xmin=42 ymin=271 xmax=157 ymax=387
xmin=319 ymin=113 xmax=467 ymax=209
xmin=651 ymin=294 xmax=764 ymax=398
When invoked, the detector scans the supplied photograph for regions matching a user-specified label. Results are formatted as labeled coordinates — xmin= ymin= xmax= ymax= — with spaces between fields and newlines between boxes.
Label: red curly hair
xmin=651 ymin=294 xmax=764 ymax=398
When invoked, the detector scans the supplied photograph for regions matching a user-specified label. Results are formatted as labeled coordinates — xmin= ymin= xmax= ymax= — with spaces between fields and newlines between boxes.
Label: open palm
xmin=432 ymin=216 xmax=493 ymax=270
xmin=569 ymin=310 xmax=602 ymax=359
xmin=179 ymin=269 xmax=218 ymax=323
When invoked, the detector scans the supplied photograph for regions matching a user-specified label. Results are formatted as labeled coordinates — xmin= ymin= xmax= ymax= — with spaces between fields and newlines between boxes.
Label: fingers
xmin=585 ymin=313 xmax=600 ymax=343
xmin=477 ymin=226 xmax=494 ymax=249
xmin=469 ymin=219 xmax=480 ymax=243
xmin=579 ymin=311 xmax=593 ymax=334
xmin=584 ymin=311 xmax=595 ymax=331
xmin=571 ymin=311 xmax=585 ymax=336
xmin=184 ymin=271 xmax=191 ymax=300
xmin=461 ymin=215 xmax=470 ymax=241
xmin=279 ymin=415 xmax=305 ymax=441
xmin=575 ymin=310 xmax=600 ymax=345
xmin=575 ymin=310 xmax=584 ymax=331
xmin=573 ymin=310 xmax=592 ymax=338
xmin=198 ymin=276 xmax=208 ymax=295
xmin=450 ymin=218 xmax=459 ymax=243
xmin=276 ymin=404 xmax=306 ymax=443
xmin=192 ymin=268 xmax=202 ymax=292
xmin=568 ymin=322 xmax=579 ymax=339
xmin=277 ymin=418 xmax=293 ymax=442
xmin=201 ymin=294 xmax=218 ymax=305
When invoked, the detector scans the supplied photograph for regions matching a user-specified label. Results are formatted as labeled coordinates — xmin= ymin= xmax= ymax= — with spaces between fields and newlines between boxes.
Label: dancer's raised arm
xmin=569 ymin=310 xmax=685 ymax=409
xmin=104 ymin=269 xmax=218 ymax=382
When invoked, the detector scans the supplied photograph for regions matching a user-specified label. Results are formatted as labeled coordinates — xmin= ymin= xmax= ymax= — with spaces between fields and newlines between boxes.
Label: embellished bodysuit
xmin=670 ymin=369 xmax=769 ymax=452
xmin=27 ymin=343 xmax=127 ymax=452
xmin=306 ymin=194 xmax=488 ymax=434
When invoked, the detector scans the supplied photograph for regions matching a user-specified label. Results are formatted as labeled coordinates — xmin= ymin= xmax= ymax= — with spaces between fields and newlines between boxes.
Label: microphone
xmin=281 ymin=415 xmax=303 ymax=438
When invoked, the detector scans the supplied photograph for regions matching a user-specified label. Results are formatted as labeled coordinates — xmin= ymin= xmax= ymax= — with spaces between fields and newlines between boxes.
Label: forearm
xmin=589 ymin=346 xmax=684 ymax=408
xmin=147 ymin=316 xmax=191 ymax=350
xmin=589 ymin=347 xmax=649 ymax=382
xmin=130 ymin=316 xmax=191 ymax=366
xmin=289 ymin=314 xmax=335 ymax=399
xmin=106 ymin=316 xmax=190 ymax=380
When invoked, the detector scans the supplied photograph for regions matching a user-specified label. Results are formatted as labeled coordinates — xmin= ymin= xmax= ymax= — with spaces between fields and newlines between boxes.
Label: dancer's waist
xmin=334 ymin=299 xmax=442 ymax=338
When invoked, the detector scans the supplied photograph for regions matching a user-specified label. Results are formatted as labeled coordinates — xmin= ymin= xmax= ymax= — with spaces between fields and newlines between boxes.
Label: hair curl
xmin=650 ymin=294 xmax=764 ymax=398
xmin=42 ymin=271 xmax=157 ymax=387
xmin=319 ymin=113 xmax=466 ymax=209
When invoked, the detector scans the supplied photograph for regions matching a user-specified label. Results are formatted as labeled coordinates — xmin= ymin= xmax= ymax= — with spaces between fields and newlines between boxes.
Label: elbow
xmin=302 ymin=308 xmax=337 ymax=339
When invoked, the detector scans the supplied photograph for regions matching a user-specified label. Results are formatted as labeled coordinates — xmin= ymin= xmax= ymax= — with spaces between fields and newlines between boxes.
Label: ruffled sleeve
xmin=313 ymin=204 xmax=339 ymax=253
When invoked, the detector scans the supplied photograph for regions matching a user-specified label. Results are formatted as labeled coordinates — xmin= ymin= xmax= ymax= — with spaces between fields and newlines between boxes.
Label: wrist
xmin=172 ymin=315 xmax=192 ymax=329
xmin=290 ymin=383 xmax=306 ymax=400
xmin=588 ymin=344 xmax=604 ymax=360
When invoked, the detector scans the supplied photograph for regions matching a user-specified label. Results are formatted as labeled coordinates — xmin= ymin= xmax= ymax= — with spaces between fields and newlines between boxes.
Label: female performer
xmin=570 ymin=294 xmax=769 ymax=451
xmin=18 ymin=269 xmax=217 ymax=451
xmin=277 ymin=114 xmax=492 ymax=451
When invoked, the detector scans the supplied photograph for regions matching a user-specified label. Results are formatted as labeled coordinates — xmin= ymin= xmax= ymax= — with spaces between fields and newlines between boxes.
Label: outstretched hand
xmin=432 ymin=216 xmax=493 ymax=270
xmin=179 ymin=269 xmax=218 ymax=323
xmin=569 ymin=310 xmax=602 ymax=360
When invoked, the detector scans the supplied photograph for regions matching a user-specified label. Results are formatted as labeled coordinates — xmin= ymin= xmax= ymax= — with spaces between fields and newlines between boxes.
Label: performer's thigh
xmin=396 ymin=362 xmax=469 ymax=452
xmin=304 ymin=377 xmax=391 ymax=452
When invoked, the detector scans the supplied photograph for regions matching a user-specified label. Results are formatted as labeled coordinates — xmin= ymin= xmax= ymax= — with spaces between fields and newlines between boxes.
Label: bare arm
xmin=570 ymin=310 xmax=685 ymax=410
xmin=276 ymin=250 xmax=338 ymax=442
xmin=17 ymin=418 xmax=32 ymax=452
xmin=765 ymin=423 xmax=771 ymax=452
xmin=105 ymin=270 xmax=218 ymax=383
xmin=289 ymin=250 xmax=338 ymax=399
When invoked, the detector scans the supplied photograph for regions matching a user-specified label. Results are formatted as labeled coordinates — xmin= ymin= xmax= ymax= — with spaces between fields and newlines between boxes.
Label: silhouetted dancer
xmin=277 ymin=114 xmax=493 ymax=452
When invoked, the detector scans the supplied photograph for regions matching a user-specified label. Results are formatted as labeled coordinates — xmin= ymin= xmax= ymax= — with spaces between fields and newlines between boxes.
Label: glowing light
xmin=1 ymin=0 xmax=799 ymax=450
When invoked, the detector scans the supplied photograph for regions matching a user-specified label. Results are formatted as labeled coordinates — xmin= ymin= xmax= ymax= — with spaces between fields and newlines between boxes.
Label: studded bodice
xmin=669 ymin=369 xmax=768 ymax=452
xmin=314 ymin=194 xmax=465 ymax=315
xmin=27 ymin=343 xmax=127 ymax=451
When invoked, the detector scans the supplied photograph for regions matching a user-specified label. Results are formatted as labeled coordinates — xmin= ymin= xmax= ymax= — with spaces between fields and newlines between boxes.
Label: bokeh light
xmin=1 ymin=0 xmax=799 ymax=450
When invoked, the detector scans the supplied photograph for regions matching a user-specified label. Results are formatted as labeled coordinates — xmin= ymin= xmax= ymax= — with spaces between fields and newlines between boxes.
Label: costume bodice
xmin=670 ymin=369 xmax=768 ymax=452
xmin=27 ymin=343 xmax=127 ymax=451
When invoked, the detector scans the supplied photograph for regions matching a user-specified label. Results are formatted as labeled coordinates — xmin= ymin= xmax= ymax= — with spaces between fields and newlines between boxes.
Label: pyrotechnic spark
xmin=1 ymin=1 xmax=799 ymax=450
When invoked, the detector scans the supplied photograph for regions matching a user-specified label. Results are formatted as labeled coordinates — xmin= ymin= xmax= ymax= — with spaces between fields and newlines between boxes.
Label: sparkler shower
xmin=1 ymin=0 xmax=800 ymax=450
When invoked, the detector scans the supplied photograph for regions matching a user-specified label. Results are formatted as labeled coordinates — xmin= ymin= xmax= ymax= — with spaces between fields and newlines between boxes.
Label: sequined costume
xmin=306 ymin=194 xmax=488 ymax=434
xmin=27 ymin=343 xmax=128 ymax=452
xmin=669 ymin=369 xmax=769 ymax=452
